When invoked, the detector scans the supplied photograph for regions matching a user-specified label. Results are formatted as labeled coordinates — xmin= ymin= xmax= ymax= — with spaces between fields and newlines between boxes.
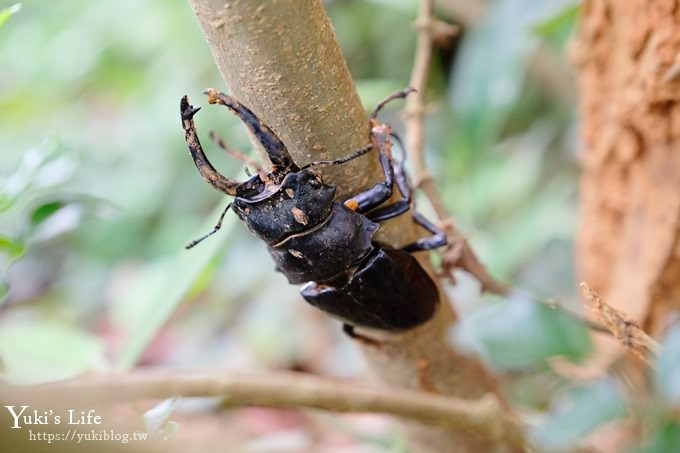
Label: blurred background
xmin=4 ymin=0 xmax=665 ymax=451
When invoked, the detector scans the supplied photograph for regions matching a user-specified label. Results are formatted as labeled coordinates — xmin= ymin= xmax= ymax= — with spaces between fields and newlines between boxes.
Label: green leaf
xmin=532 ymin=379 xmax=626 ymax=450
xmin=0 ymin=281 xmax=8 ymax=304
xmin=450 ymin=0 xmax=575 ymax=153
xmin=634 ymin=418 xmax=680 ymax=453
xmin=453 ymin=295 xmax=591 ymax=370
xmin=0 ymin=320 xmax=105 ymax=384
xmin=30 ymin=200 xmax=66 ymax=227
xmin=0 ymin=194 xmax=14 ymax=213
xmin=114 ymin=201 xmax=237 ymax=369
xmin=0 ymin=146 xmax=74 ymax=218
xmin=0 ymin=235 xmax=26 ymax=261
xmin=28 ymin=195 xmax=112 ymax=243
xmin=484 ymin=178 xmax=575 ymax=278
xmin=0 ymin=3 xmax=21 ymax=28
xmin=655 ymin=323 xmax=680 ymax=405
xmin=451 ymin=0 xmax=533 ymax=152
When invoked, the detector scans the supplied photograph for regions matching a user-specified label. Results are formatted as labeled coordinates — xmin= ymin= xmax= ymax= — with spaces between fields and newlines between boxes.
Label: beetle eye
xmin=309 ymin=176 xmax=322 ymax=189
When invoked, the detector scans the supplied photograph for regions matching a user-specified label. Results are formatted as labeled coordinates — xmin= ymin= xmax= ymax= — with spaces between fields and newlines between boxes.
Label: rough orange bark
xmin=574 ymin=0 xmax=680 ymax=368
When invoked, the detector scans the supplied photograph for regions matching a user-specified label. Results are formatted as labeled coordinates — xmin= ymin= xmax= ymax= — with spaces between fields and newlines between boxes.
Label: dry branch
xmin=0 ymin=370 xmax=523 ymax=448
xmin=580 ymin=282 xmax=660 ymax=366
xmin=405 ymin=0 xmax=509 ymax=296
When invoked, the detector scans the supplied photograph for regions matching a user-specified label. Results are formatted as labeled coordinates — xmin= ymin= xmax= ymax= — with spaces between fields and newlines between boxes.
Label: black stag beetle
xmin=180 ymin=88 xmax=447 ymax=333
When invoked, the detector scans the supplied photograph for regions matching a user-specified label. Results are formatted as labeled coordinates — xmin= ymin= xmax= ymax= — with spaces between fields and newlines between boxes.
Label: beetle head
xmin=232 ymin=169 xmax=336 ymax=244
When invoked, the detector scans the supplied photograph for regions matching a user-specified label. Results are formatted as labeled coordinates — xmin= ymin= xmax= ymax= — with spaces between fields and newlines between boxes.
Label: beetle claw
xmin=180 ymin=96 xmax=202 ymax=120
xmin=180 ymin=96 xmax=242 ymax=196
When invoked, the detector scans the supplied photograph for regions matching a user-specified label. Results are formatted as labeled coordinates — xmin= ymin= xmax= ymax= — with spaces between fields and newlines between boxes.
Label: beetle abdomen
xmin=268 ymin=202 xmax=379 ymax=284
xmin=300 ymin=245 xmax=439 ymax=330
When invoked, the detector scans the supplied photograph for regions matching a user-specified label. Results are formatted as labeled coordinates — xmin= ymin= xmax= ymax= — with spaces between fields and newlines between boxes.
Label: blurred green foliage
xmin=0 ymin=0 xmax=581 ymax=396
xmin=454 ymin=294 xmax=591 ymax=371
xmin=636 ymin=418 xmax=680 ymax=453
xmin=3 ymin=0 xmax=675 ymax=450
xmin=0 ymin=2 xmax=20 ymax=28
xmin=532 ymin=4 xmax=581 ymax=50
xmin=0 ymin=319 xmax=104 ymax=384
xmin=656 ymin=322 xmax=680 ymax=404
xmin=1 ymin=0 xmax=585 ymax=371
xmin=532 ymin=379 xmax=626 ymax=450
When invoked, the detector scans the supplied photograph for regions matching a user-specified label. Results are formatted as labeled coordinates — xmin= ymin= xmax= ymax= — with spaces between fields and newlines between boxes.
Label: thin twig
xmin=404 ymin=0 xmax=509 ymax=295
xmin=0 ymin=370 xmax=525 ymax=448
xmin=404 ymin=0 xmax=613 ymax=340
xmin=580 ymin=282 xmax=660 ymax=366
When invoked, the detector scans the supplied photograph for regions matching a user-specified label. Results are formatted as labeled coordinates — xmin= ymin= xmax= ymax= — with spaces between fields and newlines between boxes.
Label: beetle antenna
xmin=181 ymin=96 xmax=244 ymax=196
xmin=301 ymin=144 xmax=373 ymax=170
xmin=370 ymin=87 xmax=417 ymax=119
xmin=186 ymin=202 xmax=232 ymax=249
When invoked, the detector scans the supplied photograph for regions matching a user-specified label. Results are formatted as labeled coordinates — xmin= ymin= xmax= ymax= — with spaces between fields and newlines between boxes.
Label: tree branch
xmin=187 ymin=0 xmax=375 ymax=197
xmin=0 ymin=370 xmax=524 ymax=448
xmin=580 ymin=283 xmax=660 ymax=366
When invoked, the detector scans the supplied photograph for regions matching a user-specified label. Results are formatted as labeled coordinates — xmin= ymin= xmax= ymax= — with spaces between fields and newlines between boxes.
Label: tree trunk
xmin=187 ymin=0 xmax=520 ymax=451
xmin=574 ymin=0 xmax=680 ymax=372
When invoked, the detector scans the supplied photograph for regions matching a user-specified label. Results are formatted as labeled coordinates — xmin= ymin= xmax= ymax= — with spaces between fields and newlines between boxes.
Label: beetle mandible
xmin=180 ymin=88 xmax=447 ymax=332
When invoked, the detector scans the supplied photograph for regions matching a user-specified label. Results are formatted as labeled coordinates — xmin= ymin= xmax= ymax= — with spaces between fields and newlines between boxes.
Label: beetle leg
xmin=185 ymin=202 xmax=232 ymax=249
xmin=344 ymin=147 xmax=395 ymax=213
xmin=181 ymin=96 xmax=243 ymax=196
xmin=364 ymin=132 xmax=447 ymax=251
xmin=342 ymin=324 xmax=383 ymax=347
xmin=390 ymin=132 xmax=411 ymax=199
xmin=395 ymin=130 xmax=446 ymax=251
xmin=402 ymin=211 xmax=448 ymax=252
xmin=366 ymin=200 xmax=410 ymax=222
xmin=365 ymin=133 xmax=411 ymax=222
xmin=344 ymin=90 xmax=417 ymax=212
xmin=344 ymin=121 xmax=401 ymax=214
xmin=204 ymin=89 xmax=299 ymax=173
xmin=370 ymin=87 xmax=416 ymax=119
